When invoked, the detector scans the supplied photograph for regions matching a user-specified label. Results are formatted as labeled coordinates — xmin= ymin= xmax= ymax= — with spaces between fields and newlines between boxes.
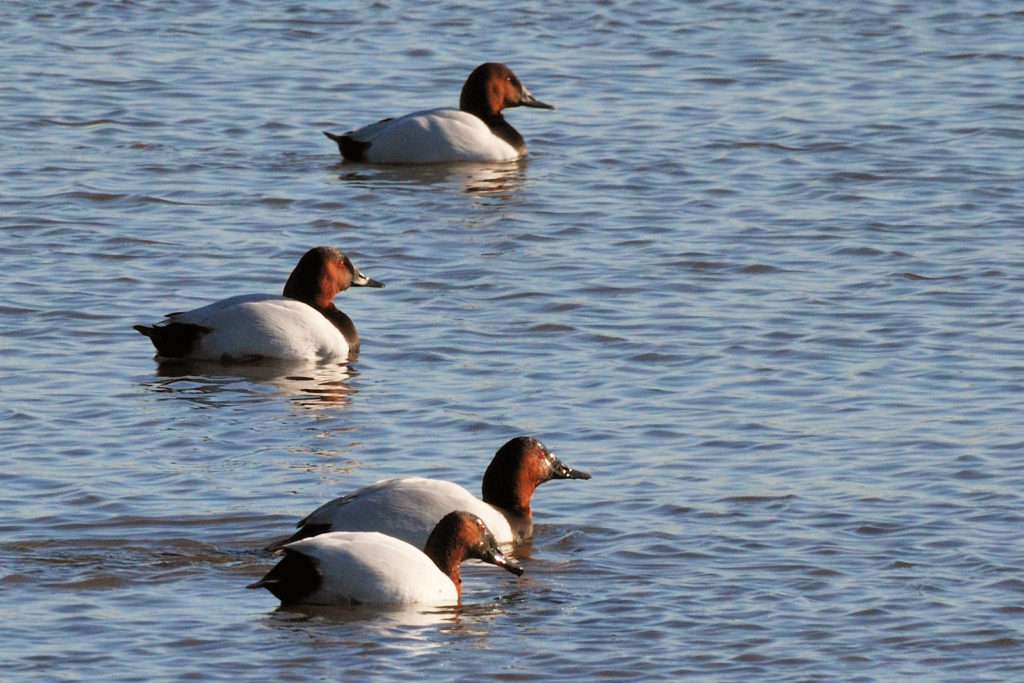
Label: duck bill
xmin=518 ymin=88 xmax=555 ymax=110
xmin=550 ymin=455 xmax=591 ymax=481
xmin=352 ymin=269 xmax=385 ymax=288
xmin=489 ymin=550 xmax=525 ymax=577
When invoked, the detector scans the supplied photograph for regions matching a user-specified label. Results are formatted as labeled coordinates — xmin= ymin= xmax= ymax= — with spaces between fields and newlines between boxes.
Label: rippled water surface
xmin=3 ymin=1 xmax=1024 ymax=679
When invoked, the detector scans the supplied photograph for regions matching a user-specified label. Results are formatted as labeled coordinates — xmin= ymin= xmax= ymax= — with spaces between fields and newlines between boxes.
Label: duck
xmin=323 ymin=62 xmax=554 ymax=164
xmin=277 ymin=436 xmax=591 ymax=550
xmin=133 ymin=246 xmax=383 ymax=362
xmin=249 ymin=511 xmax=523 ymax=606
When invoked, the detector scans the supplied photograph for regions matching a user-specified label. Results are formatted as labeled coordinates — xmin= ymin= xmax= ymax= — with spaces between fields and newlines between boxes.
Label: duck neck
xmin=463 ymin=106 xmax=527 ymax=155
xmin=423 ymin=536 xmax=465 ymax=598
xmin=482 ymin=473 xmax=533 ymax=522
xmin=500 ymin=506 xmax=534 ymax=543
xmin=283 ymin=268 xmax=333 ymax=310
xmin=486 ymin=114 xmax=527 ymax=155
xmin=320 ymin=304 xmax=360 ymax=351
xmin=283 ymin=277 xmax=360 ymax=350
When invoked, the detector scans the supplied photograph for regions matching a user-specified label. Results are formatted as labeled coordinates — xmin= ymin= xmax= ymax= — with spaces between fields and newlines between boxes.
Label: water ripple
xmin=2 ymin=0 xmax=1024 ymax=679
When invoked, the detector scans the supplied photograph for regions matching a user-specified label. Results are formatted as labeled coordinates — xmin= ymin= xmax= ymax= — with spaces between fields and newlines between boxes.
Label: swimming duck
xmin=249 ymin=511 xmax=523 ymax=606
xmin=324 ymin=62 xmax=554 ymax=164
xmin=279 ymin=436 xmax=591 ymax=549
xmin=133 ymin=246 xmax=383 ymax=362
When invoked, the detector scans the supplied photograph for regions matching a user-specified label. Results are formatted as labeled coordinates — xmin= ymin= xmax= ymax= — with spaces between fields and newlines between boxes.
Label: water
xmin=3 ymin=0 xmax=1023 ymax=679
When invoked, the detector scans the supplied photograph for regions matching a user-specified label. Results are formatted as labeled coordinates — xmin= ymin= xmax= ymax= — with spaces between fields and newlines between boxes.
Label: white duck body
xmin=280 ymin=437 xmax=592 ymax=551
xmin=324 ymin=63 xmax=554 ymax=165
xmin=166 ymin=294 xmax=351 ymax=362
xmin=134 ymin=246 xmax=383 ymax=363
xmin=278 ymin=531 xmax=459 ymax=606
xmin=347 ymin=108 xmax=521 ymax=164
xmin=250 ymin=511 xmax=524 ymax=606
xmin=296 ymin=477 xmax=513 ymax=549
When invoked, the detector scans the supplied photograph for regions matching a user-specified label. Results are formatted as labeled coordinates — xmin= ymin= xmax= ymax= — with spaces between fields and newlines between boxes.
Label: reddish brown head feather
xmin=423 ymin=511 xmax=522 ymax=598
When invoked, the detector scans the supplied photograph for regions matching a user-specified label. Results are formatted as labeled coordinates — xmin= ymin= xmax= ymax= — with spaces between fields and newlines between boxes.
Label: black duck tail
xmin=133 ymin=322 xmax=208 ymax=358
xmin=323 ymin=131 xmax=370 ymax=162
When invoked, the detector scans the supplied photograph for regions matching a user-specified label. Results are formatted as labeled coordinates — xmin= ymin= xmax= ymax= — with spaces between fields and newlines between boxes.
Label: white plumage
xmin=134 ymin=246 xmax=383 ymax=363
xmin=295 ymin=477 xmax=513 ymax=548
xmin=324 ymin=62 xmax=554 ymax=165
xmin=279 ymin=436 xmax=591 ymax=550
xmin=342 ymin=108 xmax=522 ymax=163
xmin=276 ymin=531 xmax=460 ymax=605
xmin=250 ymin=511 xmax=523 ymax=606
xmin=157 ymin=294 xmax=352 ymax=362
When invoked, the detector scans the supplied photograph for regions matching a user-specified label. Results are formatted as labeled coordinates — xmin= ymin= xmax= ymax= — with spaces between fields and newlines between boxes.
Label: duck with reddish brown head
xmin=133 ymin=246 xmax=383 ymax=363
xmin=324 ymin=62 xmax=554 ymax=164
xmin=249 ymin=511 xmax=522 ymax=606
xmin=275 ymin=436 xmax=590 ymax=550
xmin=480 ymin=436 xmax=592 ymax=540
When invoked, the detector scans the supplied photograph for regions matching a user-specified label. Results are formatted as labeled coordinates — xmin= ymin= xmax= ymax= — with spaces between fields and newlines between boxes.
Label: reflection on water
xmin=333 ymin=159 xmax=527 ymax=197
xmin=142 ymin=359 xmax=357 ymax=409
xmin=4 ymin=0 xmax=1024 ymax=679
xmin=266 ymin=602 xmax=462 ymax=627
xmin=258 ymin=584 xmax=524 ymax=632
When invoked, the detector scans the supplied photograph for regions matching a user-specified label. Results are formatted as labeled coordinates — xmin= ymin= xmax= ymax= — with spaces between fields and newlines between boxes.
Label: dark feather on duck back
xmin=324 ymin=131 xmax=371 ymax=162
xmin=132 ymin=322 xmax=209 ymax=358
xmin=247 ymin=548 xmax=325 ymax=605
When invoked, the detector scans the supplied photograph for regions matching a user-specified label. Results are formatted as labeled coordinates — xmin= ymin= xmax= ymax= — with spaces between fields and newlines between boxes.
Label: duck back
xmin=255 ymin=532 xmax=458 ymax=606
xmin=285 ymin=477 xmax=513 ymax=549
xmin=167 ymin=294 xmax=350 ymax=361
xmin=338 ymin=108 xmax=520 ymax=164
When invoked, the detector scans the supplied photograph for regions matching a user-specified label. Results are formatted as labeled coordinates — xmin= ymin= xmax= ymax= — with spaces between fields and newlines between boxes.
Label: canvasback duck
xmin=133 ymin=246 xmax=383 ymax=362
xmin=278 ymin=436 xmax=591 ymax=549
xmin=323 ymin=62 xmax=554 ymax=164
xmin=249 ymin=511 xmax=523 ymax=606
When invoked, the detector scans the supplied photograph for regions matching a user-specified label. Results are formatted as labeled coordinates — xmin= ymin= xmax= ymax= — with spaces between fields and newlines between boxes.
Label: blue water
xmin=2 ymin=1 xmax=1023 ymax=679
